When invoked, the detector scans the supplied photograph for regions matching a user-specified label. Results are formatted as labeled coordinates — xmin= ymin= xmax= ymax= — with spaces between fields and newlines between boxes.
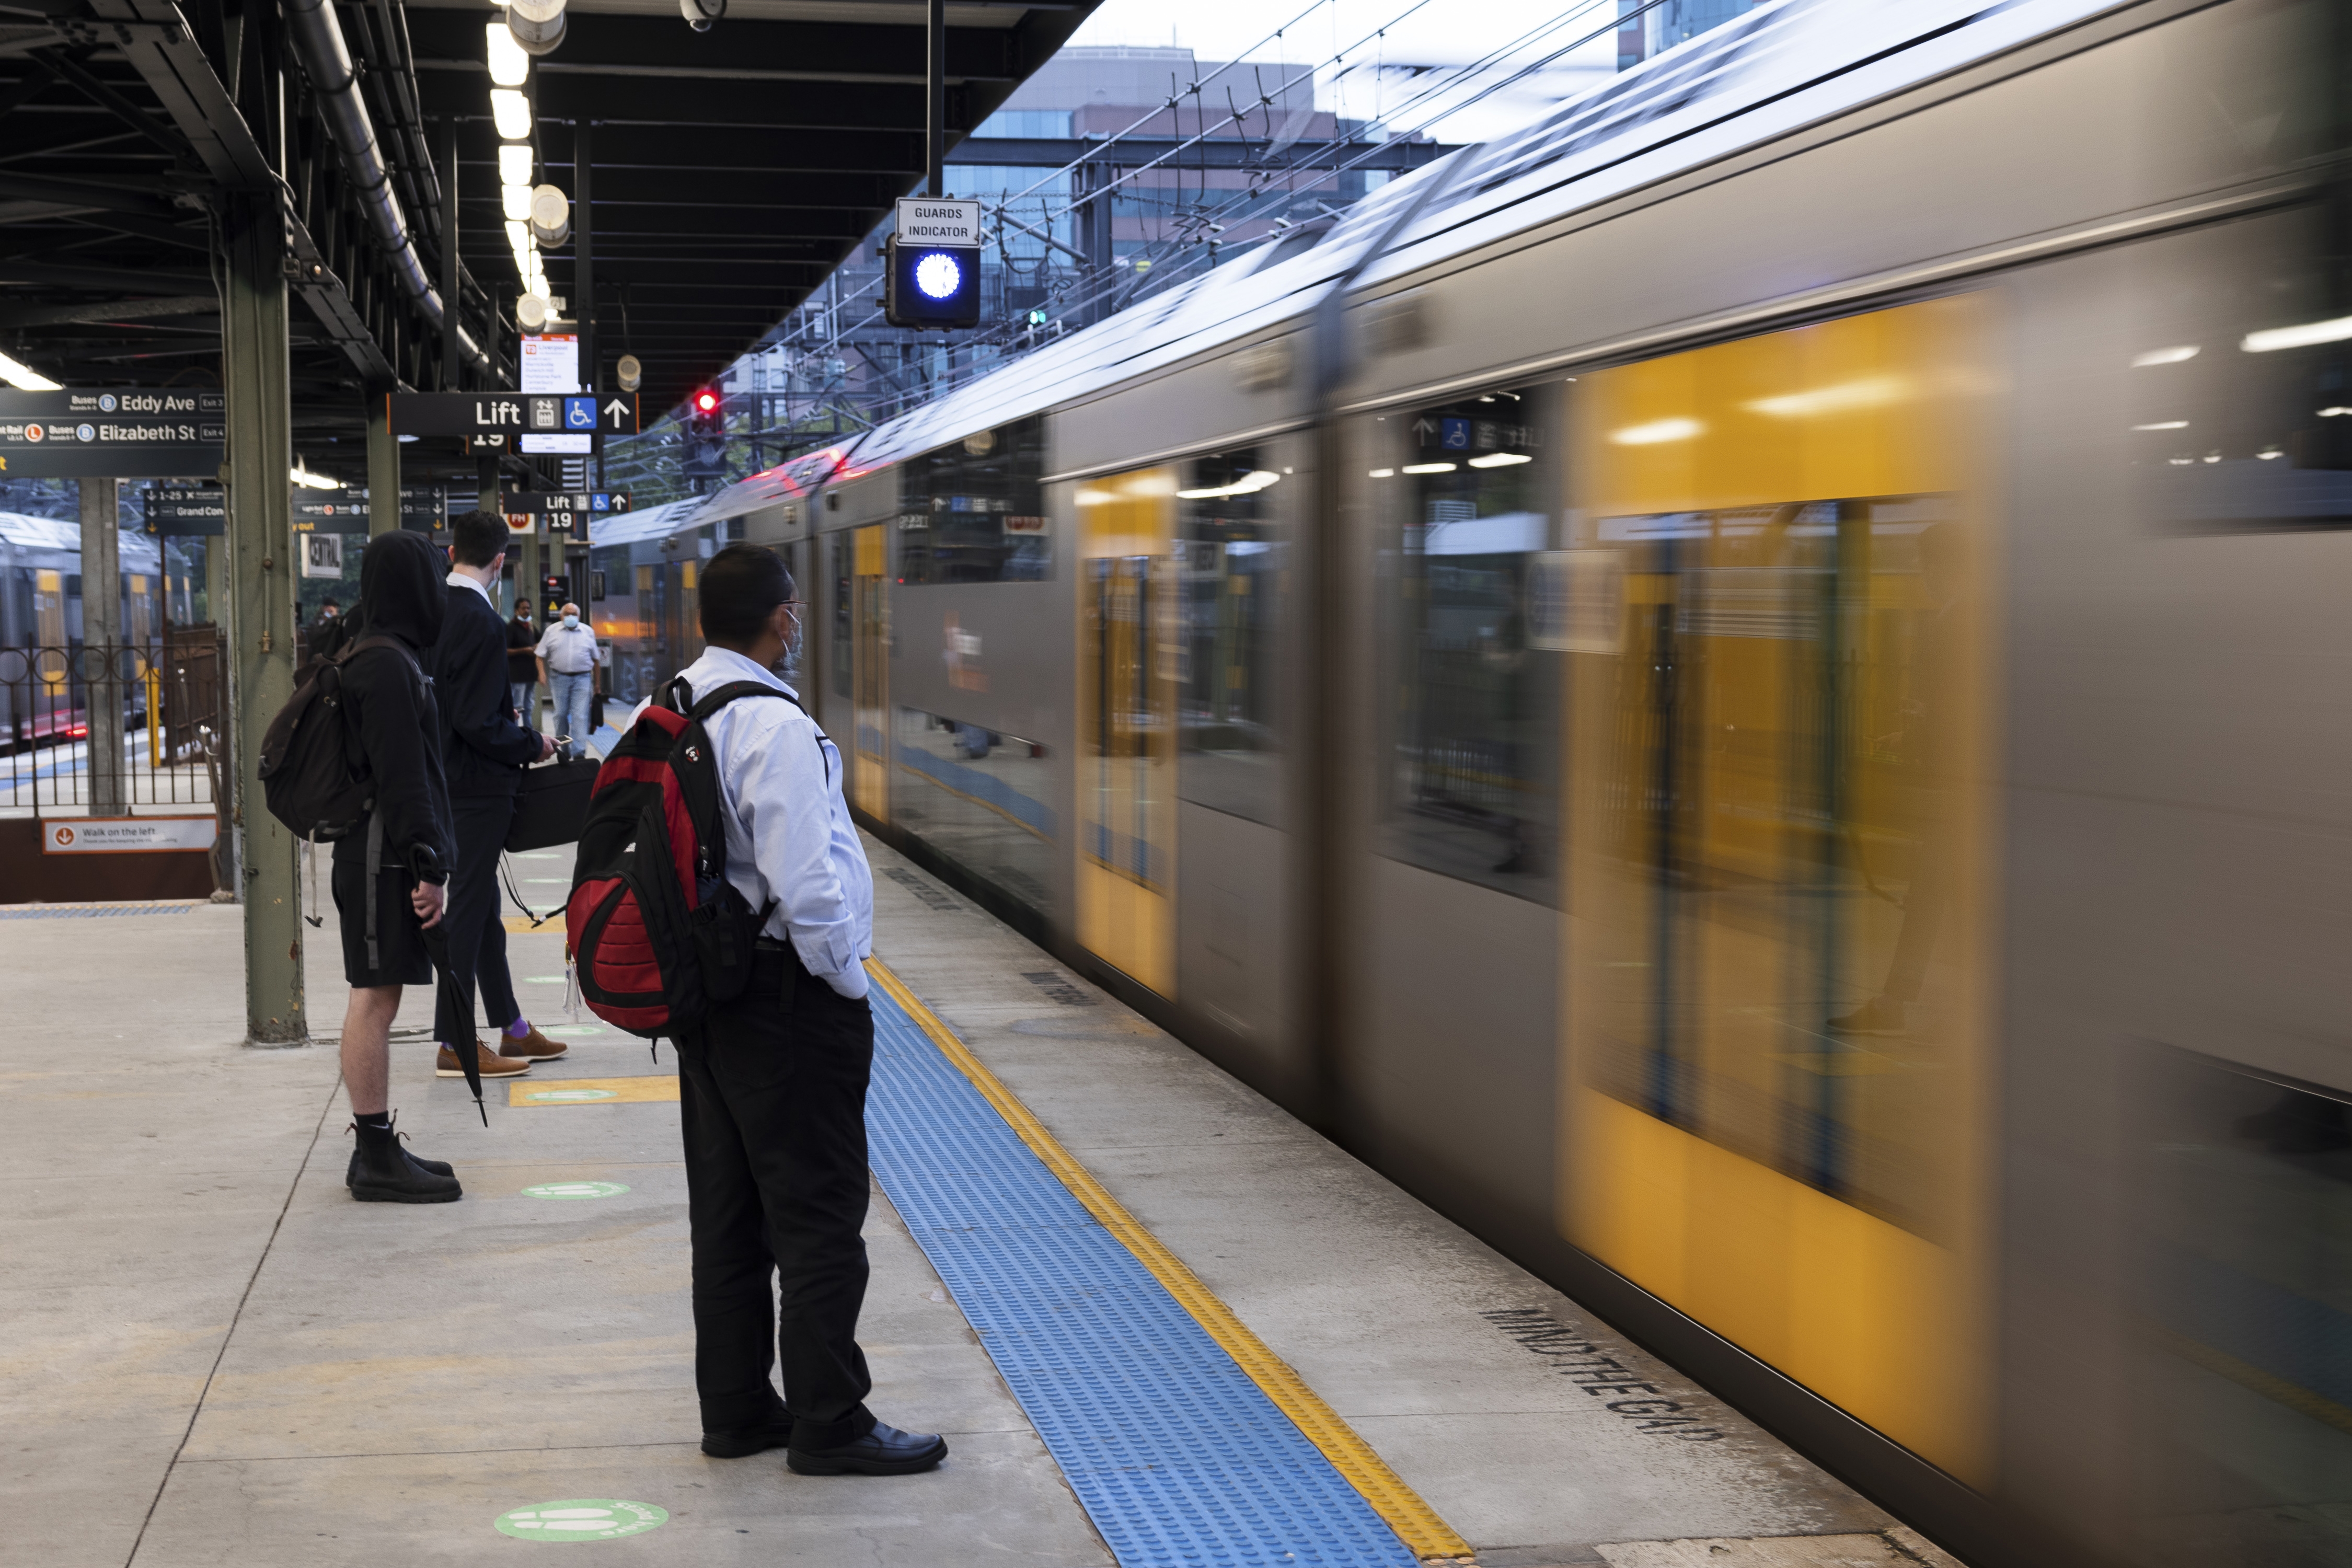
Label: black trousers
xmin=432 ymin=793 xmax=522 ymax=1045
xmin=677 ymin=942 xmax=876 ymax=1446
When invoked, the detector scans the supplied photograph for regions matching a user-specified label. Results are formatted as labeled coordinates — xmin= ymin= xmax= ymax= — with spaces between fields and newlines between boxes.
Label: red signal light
xmin=694 ymin=390 xmax=719 ymax=413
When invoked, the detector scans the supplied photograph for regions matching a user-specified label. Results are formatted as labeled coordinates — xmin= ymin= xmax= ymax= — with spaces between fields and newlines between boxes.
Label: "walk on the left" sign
xmin=42 ymin=817 xmax=218 ymax=854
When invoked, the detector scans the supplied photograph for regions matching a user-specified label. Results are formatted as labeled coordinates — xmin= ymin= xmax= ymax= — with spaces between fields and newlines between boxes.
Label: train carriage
xmin=649 ymin=3 xmax=2352 ymax=1562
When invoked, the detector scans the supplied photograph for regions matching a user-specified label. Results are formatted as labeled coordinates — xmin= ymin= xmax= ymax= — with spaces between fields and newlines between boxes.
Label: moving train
xmin=599 ymin=2 xmax=2352 ymax=1562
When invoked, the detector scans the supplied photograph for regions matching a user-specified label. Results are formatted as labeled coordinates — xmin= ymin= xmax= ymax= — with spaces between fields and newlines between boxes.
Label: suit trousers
xmin=676 ymin=943 xmax=876 ymax=1446
xmin=432 ymin=793 xmax=522 ymax=1045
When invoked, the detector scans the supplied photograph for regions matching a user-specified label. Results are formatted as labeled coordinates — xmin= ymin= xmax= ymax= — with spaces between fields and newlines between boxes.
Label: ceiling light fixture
xmin=0 ymin=350 xmax=61 ymax=391
xmin=1466 ymin=452 xmax=1533 ymax=468
xmin=290 ymin=462 xmax=338 ymax=490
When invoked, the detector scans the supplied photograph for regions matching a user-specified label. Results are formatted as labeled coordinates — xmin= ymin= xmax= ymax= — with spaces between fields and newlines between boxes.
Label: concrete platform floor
xmin=0 ymin=835 xmax=1965 ymax=1568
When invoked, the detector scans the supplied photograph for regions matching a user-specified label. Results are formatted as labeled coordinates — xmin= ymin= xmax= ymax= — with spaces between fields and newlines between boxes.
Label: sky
xmin=1059 ymin=0 xmax=1621 ymax=145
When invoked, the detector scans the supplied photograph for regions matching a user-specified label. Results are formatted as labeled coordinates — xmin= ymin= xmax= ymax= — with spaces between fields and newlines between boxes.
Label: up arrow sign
xmin=601 ymin=397 xmax=637 ymax=431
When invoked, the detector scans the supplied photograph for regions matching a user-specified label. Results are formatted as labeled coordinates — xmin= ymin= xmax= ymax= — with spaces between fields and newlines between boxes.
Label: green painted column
xmin=221 ymin=190 xmax=306 ymax=1045
xmin=366 ymin=395 xmax=400 ymax=537
xmin=79 ymin=476 xmax=127 ymax=815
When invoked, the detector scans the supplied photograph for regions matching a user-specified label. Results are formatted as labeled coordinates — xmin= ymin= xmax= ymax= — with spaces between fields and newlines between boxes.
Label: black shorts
xmin=331 ymin=829 xmax=433 ymax=988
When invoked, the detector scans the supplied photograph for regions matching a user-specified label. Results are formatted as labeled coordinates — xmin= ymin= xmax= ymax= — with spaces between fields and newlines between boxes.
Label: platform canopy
xmin=0 ymin=0 xmax=1100 ymax=470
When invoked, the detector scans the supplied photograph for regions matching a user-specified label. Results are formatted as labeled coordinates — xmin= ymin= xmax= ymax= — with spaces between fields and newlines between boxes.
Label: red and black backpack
xmin=565 ymin=677 xmax=798 ymax=1040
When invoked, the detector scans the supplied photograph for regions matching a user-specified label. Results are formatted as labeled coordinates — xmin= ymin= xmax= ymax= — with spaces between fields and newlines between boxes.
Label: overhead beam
xmin=403 ymin=13 xmax=1021 ymax=81
xmin=0 ymin=292 xmax=215 ymax=326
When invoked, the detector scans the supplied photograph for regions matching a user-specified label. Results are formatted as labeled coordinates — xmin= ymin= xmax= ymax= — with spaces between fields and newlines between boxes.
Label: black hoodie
xmin=339 ymin=531 xmax=455 ymax=881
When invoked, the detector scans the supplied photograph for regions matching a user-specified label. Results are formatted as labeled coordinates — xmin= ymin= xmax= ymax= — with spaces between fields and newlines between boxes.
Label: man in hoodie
xmin=333 ymin=530 xmax=464 ymax=1203
xmin=431 ymin=509 xmax=566 ymax=1086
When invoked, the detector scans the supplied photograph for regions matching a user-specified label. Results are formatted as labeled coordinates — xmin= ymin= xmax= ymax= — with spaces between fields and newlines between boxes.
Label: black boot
xmin=348 ymin=1119 xmax=462 ymax=1203
xmin=384 ymin=1112 xmax=454 ymax=1178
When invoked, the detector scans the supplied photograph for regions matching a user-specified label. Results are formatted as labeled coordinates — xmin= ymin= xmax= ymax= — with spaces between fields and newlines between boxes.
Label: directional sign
xmin=386 ymin=392 xmax=638 ymax=439
xmin=501 ymin=490 xmax=629 ymax=541
xmin=0 ymin=389 xmax=225 ymax=478
xmin=144 ymin=486 xmax=226 ymax=536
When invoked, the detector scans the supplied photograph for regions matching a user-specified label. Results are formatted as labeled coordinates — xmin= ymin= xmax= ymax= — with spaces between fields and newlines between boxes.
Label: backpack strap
xmin=685 ymin=679 xmax=804 ymax=722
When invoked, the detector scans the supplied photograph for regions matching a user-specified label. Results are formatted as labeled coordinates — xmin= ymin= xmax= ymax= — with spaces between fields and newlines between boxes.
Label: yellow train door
xmin=1076 ymin=468 xmax=1178 ymax=996
xmin=851 ymin=523 xmax=890 ymax=822
xmin=1561 ymin=297 xmax=1997 ymax=1480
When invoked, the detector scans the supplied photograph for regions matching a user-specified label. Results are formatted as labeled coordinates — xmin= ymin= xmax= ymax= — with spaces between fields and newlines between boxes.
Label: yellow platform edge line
xmin=865 ymin=957 xmax=1477 ymax=1564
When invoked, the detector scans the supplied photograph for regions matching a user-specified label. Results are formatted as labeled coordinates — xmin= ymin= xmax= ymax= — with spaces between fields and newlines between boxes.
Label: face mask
xmin=322 ymin=608 xmax=337 ymax=620
xmin=562 ymin=613 xmax=579 ymax=628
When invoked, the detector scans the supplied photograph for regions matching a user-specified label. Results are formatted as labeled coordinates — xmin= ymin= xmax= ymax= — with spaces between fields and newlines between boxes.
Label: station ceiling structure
xmin=0 ymin=0 xmax=1103 ymax=476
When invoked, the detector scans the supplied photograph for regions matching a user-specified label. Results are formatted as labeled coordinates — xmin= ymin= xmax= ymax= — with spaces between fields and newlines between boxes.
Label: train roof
xmin=0 ymin=511 xmax=163 ymax=571
xmin=741 ymin=0 xmax=2116 ymax=488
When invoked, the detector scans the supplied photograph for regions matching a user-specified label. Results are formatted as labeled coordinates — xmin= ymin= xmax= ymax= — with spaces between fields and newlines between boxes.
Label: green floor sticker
xmin=520 ymin=1087 xmax=618 ymax=1103
xmin=522 ymin=1181 xmax=630 ymax=1200
xmin=544 ymin=1024 xmax=604 ymax=1037
xmin=495 ymin=1501 xmax=666 ymax=1540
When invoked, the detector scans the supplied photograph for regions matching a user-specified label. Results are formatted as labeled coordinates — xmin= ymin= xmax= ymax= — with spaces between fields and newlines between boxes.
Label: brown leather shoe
xmin=435 ymin=1039 xmax=533 ymax=1078
xmin=497 ymin=1023 xmax=569 ymax=1063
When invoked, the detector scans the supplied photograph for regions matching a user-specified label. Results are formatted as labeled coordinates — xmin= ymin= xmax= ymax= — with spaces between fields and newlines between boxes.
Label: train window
xmin=891 ymin=707 xmax=1057 ymax=915
xmin=896 ymin=416 xmax=1051 ymax=585
xmin=2126 ymin=203 xmax=2352 ymax=533
xmin=1373 ymin=385 xmax=1562 ymax=903
xmin=1176 ymin=446 xmax=1284 ymax=826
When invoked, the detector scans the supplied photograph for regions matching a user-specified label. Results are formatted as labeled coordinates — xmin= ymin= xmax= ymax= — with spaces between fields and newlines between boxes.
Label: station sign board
xmin=896 ymin=198 xmax=983 ymax=245
xmin=292 ymin=488 xmax=370 ymax=527
xmin=501 ymin=489 xmax=629 ymax=541
xmin=143 ymin=486 xmax=226 ymax=536
xmin=0 ymin=389 xmax=225 ymax=478
xmin=387 ymin=392 xmax=639 ymax=444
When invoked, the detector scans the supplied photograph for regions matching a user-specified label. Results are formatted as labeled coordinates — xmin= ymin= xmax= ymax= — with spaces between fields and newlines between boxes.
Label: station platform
xmin=4 ymin=834 xmax=1965 ymax=1568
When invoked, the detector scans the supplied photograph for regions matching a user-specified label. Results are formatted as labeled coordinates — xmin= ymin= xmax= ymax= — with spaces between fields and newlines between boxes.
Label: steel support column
xmin=79 ymin=476 xmax=126 ymax=815
xmin=367 ymin=396 xmax=400 ymax=536
xmin=222 ymin=190 xmax=306 ymax=1045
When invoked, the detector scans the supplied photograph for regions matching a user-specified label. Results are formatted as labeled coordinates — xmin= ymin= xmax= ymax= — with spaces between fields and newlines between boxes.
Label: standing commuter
xmin=332 ymin=532 xmax=462 ymax=1203
xmin=674 ymin=544 xmax=944 ymax=1475
xmin=506 ymin=596 xmax=539 ymax=728
xmin=431 ymin=510 xmax=569 ymax=1083
xmin=536 ymin=601 xmax=599 ymax=762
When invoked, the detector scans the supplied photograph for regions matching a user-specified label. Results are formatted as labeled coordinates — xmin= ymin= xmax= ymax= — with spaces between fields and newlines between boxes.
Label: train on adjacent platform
xmin=596 ymin=3 xmax=2352 ymax=1563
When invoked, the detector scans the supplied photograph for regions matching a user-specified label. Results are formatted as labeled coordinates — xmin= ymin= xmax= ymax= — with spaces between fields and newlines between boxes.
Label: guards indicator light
xmin=914 ymin=252 xmax=963 ymax=301
xmin=884 ymin=235 xmax=982 ymax=329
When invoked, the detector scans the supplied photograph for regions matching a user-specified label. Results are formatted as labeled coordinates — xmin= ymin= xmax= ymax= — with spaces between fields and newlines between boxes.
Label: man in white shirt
xmin=669 ymin=544 xmax=944 ymax=1478
xmin=534 ymin=602 xmax=600 ymax=761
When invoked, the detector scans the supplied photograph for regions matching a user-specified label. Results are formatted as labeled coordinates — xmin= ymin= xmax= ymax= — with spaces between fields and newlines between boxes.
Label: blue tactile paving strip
xmin=864 ymin=986 xmax=1422 ymax=1568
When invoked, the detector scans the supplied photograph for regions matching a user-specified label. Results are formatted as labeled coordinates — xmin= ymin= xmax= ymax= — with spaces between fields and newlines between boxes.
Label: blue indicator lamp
xmin=885 ymin=237 xmax=982 ymax=328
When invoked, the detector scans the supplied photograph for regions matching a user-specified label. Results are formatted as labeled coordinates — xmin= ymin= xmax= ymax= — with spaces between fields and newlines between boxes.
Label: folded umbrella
xmin=415 ymin=918 xmax=487 ymax=1126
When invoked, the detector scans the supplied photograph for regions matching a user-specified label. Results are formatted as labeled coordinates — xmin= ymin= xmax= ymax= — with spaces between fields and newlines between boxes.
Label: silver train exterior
xmin=626 ymin=3 xmax=2352 ymax=1562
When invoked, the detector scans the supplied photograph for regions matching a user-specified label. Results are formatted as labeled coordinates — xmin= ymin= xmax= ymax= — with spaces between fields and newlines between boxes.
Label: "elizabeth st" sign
xmin=0 ymin=389 xmax=226 ymax=478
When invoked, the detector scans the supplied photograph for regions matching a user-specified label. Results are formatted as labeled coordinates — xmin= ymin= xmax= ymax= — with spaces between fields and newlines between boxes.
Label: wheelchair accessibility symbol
xmin=563 ymin=396 xmax=596 ymax=430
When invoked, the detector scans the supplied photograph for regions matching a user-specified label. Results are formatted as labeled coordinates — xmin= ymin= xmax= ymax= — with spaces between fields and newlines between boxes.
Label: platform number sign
xmin=299 ymin=532 xmax=344 ymax=580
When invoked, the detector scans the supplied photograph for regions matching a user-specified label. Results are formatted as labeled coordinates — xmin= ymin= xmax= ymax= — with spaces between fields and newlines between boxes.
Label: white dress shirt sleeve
xmin=737 ymin=710 xmax=869 ymax=999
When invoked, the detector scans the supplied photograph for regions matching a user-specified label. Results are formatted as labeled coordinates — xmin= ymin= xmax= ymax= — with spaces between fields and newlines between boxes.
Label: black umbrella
xmin=416 ymin=918 xmax=487 ymax=1126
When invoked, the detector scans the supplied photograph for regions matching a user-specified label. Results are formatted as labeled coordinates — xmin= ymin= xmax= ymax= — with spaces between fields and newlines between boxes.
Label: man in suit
xmin=432 ymin=510 xmax=568 ymax=1082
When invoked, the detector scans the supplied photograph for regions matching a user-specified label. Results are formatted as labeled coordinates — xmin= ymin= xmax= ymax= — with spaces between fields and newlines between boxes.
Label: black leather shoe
xmin=701 ymin=1410 xmax=794 ymax=1458
xmin=786 ymin=1420 xmax=947 ymax=1476
xmin=347 ymin=1123 xmax=461 ymax=1203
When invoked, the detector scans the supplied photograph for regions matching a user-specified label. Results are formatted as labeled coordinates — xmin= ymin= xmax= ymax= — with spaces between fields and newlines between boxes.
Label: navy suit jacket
xmin=430 ymin=581 xmax=541 ymax=798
